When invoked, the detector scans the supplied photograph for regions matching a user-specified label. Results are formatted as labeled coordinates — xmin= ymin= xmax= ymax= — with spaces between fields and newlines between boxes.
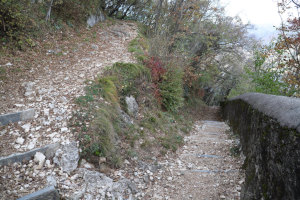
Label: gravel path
xmin=0 ymin=21 xmax=138 ymax=157
xmin=142 ymin=120 xmax=244 ymax=200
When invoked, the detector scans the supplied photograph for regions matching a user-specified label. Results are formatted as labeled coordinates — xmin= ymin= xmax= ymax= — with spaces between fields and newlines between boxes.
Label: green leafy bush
xmin=159 ymin=65 xmax=184 ymax=112
xmin=108 ymin=62 xmax=150 ymax=97
xmin=0 ymin=0 xmax=34 ymax=46
xmin=229 ymin=51 xmax=296 ymax=98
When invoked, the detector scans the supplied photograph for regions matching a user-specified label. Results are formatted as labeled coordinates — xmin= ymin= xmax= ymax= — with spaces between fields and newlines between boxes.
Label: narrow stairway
xmin=144 ymin=120 xmax=244 ymax=200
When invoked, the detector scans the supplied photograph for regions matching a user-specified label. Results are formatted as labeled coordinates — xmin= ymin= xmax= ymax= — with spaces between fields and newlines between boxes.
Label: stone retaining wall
xmin=222 ymin=93 xmax=300 ymax=200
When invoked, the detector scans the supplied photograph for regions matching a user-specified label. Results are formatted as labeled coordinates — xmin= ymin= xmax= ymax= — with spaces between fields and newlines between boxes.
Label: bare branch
xmin=291 ymin=0 xmax=300 ymax=8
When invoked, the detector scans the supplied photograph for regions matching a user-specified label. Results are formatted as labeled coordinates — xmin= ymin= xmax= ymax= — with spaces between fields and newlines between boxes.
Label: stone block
xmin=0 ymin=143 xmax=59 ymax=166
xmin=0 ymin=109 xmax=35 ymax=126
xmin=17 ymin=186 xmax=59 ymax=200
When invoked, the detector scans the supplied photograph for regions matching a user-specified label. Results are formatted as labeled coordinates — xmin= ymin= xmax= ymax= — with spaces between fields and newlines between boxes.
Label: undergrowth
xmin=70 ymin=28 xmax=203 ymax=169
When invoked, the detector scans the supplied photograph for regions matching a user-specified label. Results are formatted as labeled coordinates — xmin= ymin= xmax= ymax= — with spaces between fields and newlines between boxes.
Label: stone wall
xmin=222 ymin=93 xmax=300 ymax=200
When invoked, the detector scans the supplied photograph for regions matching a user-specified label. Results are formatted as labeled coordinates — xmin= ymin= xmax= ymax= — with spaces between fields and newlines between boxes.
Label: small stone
xmin=15 ymin=104 xmax=24 ymax=107
xmin=91 ymin=44 xmax=99 ymax=50
xmin=187 ymin=163 xmax=193 ymax=169
xmin=6 ymin=62 xmax=13 ymax=66
xmin=27 ymin=142 xmax=35 ymax=150
xmin=39 ymin=172 xmax=46 ymax=177
xmin=124 ymin=159 xmax=130 ymax=165
xmin=61 ymin=127 xmax=68 ymax=132
xmin=83 ymin=162 xmax=94 ymax=169
xmin=45 ymin=160 xmax=53 ymax=168
xmin=44 ymin=108 xmax=49 ymax=116
xmin=16 ymin=137 xmax=25 ymax=145
xmin=47 ymin=176 xmax=57 ymax=187
xmin=143 ymin=175 xmax=149 ymax=183
xmin=21 ymin=123 xmax=31 ymax=132
xmin=167 ymin=177 xmax=172 ymax=181
xmin=99 ymin=157 xmax=106 ymax=163
xmin=71 ymin=174 xmax=79 ymax=180
xmin=43 ymin=121 xmax=50 ymax=126
xmin=47 ymin=50 xmax=55 ymax=54
xmin=220 ymin=195 xmax=226 ymax=199
xmin=0 ymin=129 xmax=7 ymax=136
xmin=34 ymin=152 xmax=46 ymax=169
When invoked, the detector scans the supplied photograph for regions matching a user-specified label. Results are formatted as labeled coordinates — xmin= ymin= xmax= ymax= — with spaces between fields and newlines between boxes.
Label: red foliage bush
xmin=144 ymin=56 xmax=166 ymax=104
xmin=144 ymin=56 xmax=166 ymax=83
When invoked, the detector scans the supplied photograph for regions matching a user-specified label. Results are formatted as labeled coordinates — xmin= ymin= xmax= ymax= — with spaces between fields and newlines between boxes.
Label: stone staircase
xmin=143 ymin=120 xmax=244 ymax=200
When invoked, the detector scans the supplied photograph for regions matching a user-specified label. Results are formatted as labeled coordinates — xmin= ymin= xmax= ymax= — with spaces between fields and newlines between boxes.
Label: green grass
xmin=0 ymin=67 xmax=7 ymax=80
xmin=160 ymin=133 xmax=183 ymax=152
xmin=128 ymin=36 xmax=148 ymax=63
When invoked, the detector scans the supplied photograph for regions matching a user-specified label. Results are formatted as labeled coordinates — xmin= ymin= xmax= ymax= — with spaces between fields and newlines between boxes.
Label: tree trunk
xmin=1 ymin=18 xmax=6 ymax=32
xmin=45 ymin=0 xmax=54 ymax=22
xmin=153 ymin=0 xmax=164 ymax=33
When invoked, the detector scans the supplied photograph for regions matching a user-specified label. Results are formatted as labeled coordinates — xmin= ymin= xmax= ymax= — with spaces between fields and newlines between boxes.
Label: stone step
xmin=17 ymin=186 xmax=60 ymax=200
xmin=0 ymin=143 xmax=59 ymax=166
xmin=0 ymin=109 xmax=35 ymax=126
xmin=182 ymin=169 xmax=239 ymax=173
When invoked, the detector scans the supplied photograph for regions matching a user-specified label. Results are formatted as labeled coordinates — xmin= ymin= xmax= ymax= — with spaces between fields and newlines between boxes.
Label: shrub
xmin=109 ymin=62 xmax=150 ymax=97
xmin=144 ymin=56 xmax=166 ymax=104
xmin=144 ymin=56 xmax=184 ymax=111
xmin=0 ymin=0 xmax=34 ymax=46
xmin=159 ymin=65 xmax=184 ymax=112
